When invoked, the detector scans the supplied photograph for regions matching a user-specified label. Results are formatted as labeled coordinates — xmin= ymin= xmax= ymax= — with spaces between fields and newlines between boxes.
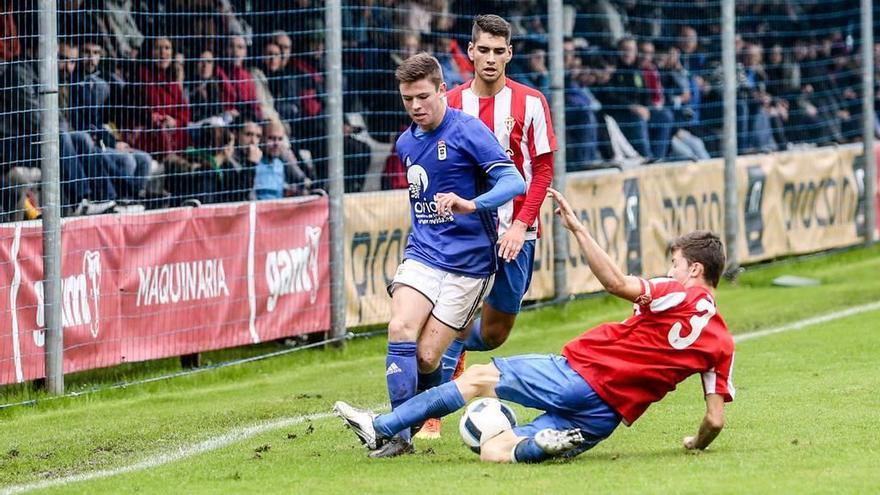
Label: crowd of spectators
xmin=0 ymin=0 xmax=873 ymax=220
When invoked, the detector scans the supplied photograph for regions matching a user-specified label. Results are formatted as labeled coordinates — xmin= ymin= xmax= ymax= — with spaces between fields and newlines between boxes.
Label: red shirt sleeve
xmin=514 ymin=151 xmax=553 ymax=227
xmin=702 ymin=351 xmax=736 ymax=402
xmin=634 ymin=277 xmax=688 ymax=313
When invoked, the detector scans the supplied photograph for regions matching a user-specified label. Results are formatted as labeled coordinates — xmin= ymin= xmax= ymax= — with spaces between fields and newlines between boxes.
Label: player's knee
xmin=479 ymin=431 xmax=518 ymax=463
xmin=479 ymin=311 xmax=516 ymax=349
xmin=457 ymin=364 xmax=499 ymax=396
xmin=416 ymin=348 xmax=441 ymax=373
xmin=479 ymin=445 xmax=510 ymax=463
xmin=387 ymin=317 xmax=419 ymax=341
xmin=480 ymin=325 xmax=511 ymax=349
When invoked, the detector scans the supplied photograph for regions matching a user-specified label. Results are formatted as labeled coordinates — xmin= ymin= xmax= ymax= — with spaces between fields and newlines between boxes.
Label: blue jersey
xmin=397 ymin=108 xmax=514 ymax=277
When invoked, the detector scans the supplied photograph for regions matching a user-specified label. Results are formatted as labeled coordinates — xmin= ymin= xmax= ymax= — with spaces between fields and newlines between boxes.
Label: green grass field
xmin=1 ymin=246 xmax=879 ymax=494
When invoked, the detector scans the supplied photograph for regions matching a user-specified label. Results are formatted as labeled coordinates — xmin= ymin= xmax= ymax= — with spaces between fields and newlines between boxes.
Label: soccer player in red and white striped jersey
xmin=446 ymin=13 xmax=555 ymax=366
xmin=421 ymin=14 xmax=556 ymax=440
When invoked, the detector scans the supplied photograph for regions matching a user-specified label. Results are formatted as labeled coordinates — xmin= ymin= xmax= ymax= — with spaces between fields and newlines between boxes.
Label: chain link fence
xmin=0 ymin=0 xmax=876 ymax=395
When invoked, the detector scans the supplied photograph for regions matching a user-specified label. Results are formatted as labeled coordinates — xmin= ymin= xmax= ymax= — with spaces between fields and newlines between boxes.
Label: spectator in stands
xmin=271 ymin=30 xmax=294 ymax=76
xmin=521 ymin=44 xmax=550 ymax=98
xmin=399 ymin=31 xmax=423 ymax=62
xmin=135 ymin=36 xmax=192 ymax=157
xmin=287 ymin=0 xmax=325 ymax=57
xmin=225 ymin=118 xmax=262 ymax=201
xmin=740 ymin=42 xmax=782 ymax=152
xmin=185 ymin=49 xmax=236 ymax=124
xmin=252 ymin=40 xmax=299 ymax=124
xmin=658 ymin=44 xmax=709 ymax=161
xmin=638 ymin=39 xmax=674 ymax=159
xmin=400 ymin=0 xmax=446 ymax=34
xmin=218 ymin=35 xmax=262 ymax=120
xmin=0 ymin=38 xmax=114 ymax=215
xmin=67 ymin=38 xmax=152 ymax=200
xmin=599 ymin=37 xmax=657 ymax=161
xmin=430 ymin=30 xmax=472 ymax=88
xmin=58 ymin=41 xmax=126 ymax=212
xmin=677 ymin=26 xmax=707 ymax=127
xmin=570 ymin=0 xmax=626 ymax=49
xmin=563 ymin=38 xmax=600 ymax=170
xmin=164 ymin=124 xmax=235 ymax=205
xmin=828 ymin=43 xmax=862 ymax=141
xmin=290 ymin=34 xmax=328 ymax=175
xmin=792 ymin=37 xmax=846 ymax=144
xmin=90 ymin=0 xmax=145 ymax=60
xmin=254 ymin=120 xmax=309 ymax=199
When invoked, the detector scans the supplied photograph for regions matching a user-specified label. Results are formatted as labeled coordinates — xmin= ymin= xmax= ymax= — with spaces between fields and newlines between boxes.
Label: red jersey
xmin=562 ymin=277 xmax=736 ymax=425
xmin=446 ymin=78 xmax=556 ymax=240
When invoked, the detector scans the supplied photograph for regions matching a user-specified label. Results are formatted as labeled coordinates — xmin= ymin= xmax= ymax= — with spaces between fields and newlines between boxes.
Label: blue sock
xmin=464 ymin=318 xmax=492 ymax=352
xmin=374 ymin=381 xmax=466 ymax=438
xmin=513 ymin=438 xmax=550 ymax=463
xmin=440 ymin=338 xmax=465 ymax=383
xmin=417 ymin=366 xmax=442 ymax=393
xmin=385 ymin=341 xmax=417 ymax=442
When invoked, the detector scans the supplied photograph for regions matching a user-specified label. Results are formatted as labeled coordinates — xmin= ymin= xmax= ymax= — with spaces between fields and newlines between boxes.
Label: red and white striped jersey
xmin=562 ymin=278 xmax=736 ymax=425
xmin=446 ymin=78 xmax=556 ymax=240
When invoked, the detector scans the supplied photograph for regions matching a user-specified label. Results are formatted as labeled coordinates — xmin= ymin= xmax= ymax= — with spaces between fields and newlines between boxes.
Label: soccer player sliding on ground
xmin=422 ymin=16 xmax=557 ymax=440
xmin=336 ymin=188 xmax=735 ymax=463
xmin=369 ymin=52 xmax=525 ymax=458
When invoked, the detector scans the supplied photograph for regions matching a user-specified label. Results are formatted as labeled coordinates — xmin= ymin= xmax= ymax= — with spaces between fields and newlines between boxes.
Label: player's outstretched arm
xmin=434 ymin=166 xmax=525 ymax=216
xmin=547 ymin=188 xmax=643 ymax=302
xmin=683 ymin=393 xmax=725 ymax=451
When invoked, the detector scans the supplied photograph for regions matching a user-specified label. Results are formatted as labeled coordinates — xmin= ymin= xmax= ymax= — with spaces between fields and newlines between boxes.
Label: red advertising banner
xmin=0 ymin=196 xmax=329 ymax=385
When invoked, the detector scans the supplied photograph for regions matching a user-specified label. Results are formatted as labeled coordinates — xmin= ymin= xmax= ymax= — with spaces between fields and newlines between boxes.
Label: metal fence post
xmin=862 ymin=0 xmax=877 ymax=245
xmin=38 ymin=0 xmax=64 ymax=394
xmin=548 ymin=0 xmax=569 ymax=301
xmin=721 ymin=0 xmax=739 ymax=273
xmin=325 ymin=0 xmax=347 ymax=345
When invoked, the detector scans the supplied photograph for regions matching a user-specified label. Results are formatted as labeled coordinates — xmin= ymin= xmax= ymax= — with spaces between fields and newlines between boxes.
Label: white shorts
xmin=388 ymin=259 xmax=494 ymax=331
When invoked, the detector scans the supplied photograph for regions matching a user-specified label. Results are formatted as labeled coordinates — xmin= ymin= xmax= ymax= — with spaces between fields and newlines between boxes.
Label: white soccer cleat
xmin=333 ymin=401 xmax=383 ymax=450
xmin=534 ymin=428 xmax=586 ymax=455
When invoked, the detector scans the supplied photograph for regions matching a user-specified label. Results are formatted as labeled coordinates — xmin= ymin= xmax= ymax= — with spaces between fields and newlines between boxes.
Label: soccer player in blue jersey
xmin=363 ymin=53 xmax=525 ymax=458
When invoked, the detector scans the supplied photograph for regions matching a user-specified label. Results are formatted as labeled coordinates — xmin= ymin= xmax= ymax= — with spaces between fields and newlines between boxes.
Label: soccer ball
xmin=458 ymin=398 xmax=517 ymax=454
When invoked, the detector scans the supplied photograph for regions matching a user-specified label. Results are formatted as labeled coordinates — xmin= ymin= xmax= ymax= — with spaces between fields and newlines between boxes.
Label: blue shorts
xmin=493 ymin=354 xmax=621 ymax=456
xmin=484 ymin=240 xmax=536 ymax=315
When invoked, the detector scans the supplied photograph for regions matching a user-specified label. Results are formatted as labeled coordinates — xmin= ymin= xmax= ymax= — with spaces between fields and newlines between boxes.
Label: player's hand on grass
xmin=547 ymin=188 xmax=582 ymax=232
xmin=434 ymin=192 xmax=476 ymax=216
xmin=498 ymin=220 xmax=527 ymax=262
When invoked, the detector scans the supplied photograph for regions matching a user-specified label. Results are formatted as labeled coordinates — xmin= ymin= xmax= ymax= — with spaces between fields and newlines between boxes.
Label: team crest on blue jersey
xmin=437 ymin=140 xmax=447 ymax=161
xmin=406 ymin=157 xmax=429 ymax=200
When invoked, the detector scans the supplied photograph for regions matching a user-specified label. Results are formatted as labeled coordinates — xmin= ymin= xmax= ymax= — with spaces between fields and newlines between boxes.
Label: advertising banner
xmin=0 ymin=197 xmax=329 ymax=385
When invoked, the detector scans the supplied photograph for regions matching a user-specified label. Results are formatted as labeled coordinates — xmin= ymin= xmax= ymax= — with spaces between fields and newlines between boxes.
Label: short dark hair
xmin=617 ymin=36 xmax=636 ymax=50
xmin=670 ymin=230 xmax=726 ymax=288
xmin=395 ymin=52 xmax=444 ymax=88
xmin=472 ymin=14 xmax=512 ymax=45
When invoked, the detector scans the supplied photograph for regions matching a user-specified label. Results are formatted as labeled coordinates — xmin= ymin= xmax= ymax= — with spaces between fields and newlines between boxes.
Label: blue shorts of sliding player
xmin=492 ymin=354 xmax=621 ymax=455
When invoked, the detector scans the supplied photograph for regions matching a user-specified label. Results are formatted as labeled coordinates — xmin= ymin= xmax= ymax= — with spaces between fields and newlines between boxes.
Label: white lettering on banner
xmin=136 ymin=259 xmax=230 ymax=307
xmin=34 ymin=250 xmax=103 ymax=345
xmin=265 ymin=226 xmax=322 ymax=312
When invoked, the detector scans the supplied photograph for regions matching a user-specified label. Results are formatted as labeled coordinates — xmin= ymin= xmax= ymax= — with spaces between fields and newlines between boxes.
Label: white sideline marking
xmin=1 ymin=411 xmax=336 ymax=495
xmin=733 ymin=300 xmax=880 ymax=343
xmin=4 ymin=302 xmax=880 ymax=493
